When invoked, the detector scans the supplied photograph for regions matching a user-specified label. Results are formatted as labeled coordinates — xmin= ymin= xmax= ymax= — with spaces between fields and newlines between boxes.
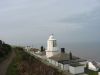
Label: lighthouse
xmin=46 ymin=34 xmax=59 ymax=58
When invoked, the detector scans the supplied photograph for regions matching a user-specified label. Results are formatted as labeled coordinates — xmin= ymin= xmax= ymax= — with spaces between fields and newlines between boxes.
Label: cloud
xmin=0 ymin=0 xmax=100 ymax=45
xmin=59 ymin=7 xmax=100 ymax=42
xmin=60 ymin=7 xmax=100 ymax=29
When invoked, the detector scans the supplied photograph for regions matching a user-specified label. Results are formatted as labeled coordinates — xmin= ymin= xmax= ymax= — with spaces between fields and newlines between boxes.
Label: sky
xmin=0 ymin=0 xmax=100 ymax=46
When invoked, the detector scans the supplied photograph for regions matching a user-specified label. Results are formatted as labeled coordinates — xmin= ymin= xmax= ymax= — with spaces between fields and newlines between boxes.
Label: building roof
xmin=49 ymin=52 xmax=87 ymax=66
xmin=49 ymin=53 xmax=79 ymax=62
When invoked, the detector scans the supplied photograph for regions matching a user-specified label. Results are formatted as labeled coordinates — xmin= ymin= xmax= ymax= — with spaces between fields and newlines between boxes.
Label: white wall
xmin=64 ymin=64 xmax=69 ymax=70
xmin=61 ymin=63 xmax=64 ymax=70
xmin=48 ymin=59 xmax=59 ymax=67
xmin=55 ymin=62 xmax=59 ymax=66
xmin=88 ymin=62 xmax=98 ymax=71
xmin=51 ymin=60 xmax=56 ymax=65
xmin=47 ymin=59 xmax=52 ymax=63
xmin=69 ymin=66 xmax=84 ymax=74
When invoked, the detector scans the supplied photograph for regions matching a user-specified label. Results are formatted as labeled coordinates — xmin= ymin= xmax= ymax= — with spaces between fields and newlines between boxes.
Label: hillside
xmin=6 ymin=47 xmax=65 ymax=75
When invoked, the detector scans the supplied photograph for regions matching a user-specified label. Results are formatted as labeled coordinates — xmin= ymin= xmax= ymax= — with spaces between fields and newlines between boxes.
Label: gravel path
xmin=0 ymin=51 xmax=15 ymax=75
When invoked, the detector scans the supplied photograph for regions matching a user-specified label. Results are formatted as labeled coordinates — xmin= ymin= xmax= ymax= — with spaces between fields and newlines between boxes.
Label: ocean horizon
xmin=59 ymin=42 xmax=100 ymax=62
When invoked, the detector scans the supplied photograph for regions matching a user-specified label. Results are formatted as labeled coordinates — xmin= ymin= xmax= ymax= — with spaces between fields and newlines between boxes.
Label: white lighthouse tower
xmin=46 ymin=34 xmax=59 ymax=58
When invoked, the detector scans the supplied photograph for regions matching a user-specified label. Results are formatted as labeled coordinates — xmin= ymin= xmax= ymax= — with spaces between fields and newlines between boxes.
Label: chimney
xmin=61 ymin=48 xmax=65 ymax=53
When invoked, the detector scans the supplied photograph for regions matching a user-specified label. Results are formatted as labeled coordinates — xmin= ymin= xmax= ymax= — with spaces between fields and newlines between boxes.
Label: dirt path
xmin=0 ymin=50 xmax=15 ymax=75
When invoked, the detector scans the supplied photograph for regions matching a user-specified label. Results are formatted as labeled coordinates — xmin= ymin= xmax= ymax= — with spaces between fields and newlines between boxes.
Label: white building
xmin=46 ymin=34 xmax=59 ymax=58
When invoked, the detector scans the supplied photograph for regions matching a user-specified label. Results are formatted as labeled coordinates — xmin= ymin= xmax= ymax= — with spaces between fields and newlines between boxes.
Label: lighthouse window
xmin=53 ymin=40 xmax=57 ymax=47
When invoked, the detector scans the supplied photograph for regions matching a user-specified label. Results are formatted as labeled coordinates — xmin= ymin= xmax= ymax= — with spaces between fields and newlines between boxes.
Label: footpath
xmin=0 ymin=51 xmax=15 ymax=75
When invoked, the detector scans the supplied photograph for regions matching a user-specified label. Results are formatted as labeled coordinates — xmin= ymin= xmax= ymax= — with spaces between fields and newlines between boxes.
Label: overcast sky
xmin=0 ymin=0 xmax=100 ymax=46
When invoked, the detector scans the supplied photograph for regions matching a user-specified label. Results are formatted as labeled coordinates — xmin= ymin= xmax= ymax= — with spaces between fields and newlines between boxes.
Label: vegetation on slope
xmin=6 ymin=47 xmax=64 ymax=75
xmin=0 ymin=40 xmax=12 ymax=62
xmin=85 ymin=67 xmax=98 ymax=75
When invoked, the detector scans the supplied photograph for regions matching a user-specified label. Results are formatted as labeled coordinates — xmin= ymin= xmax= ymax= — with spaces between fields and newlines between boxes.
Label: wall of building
xmin=55 ymin=61 xmax=59 ymax=66
xmin=47 ymin=59 xmax=52 ymax=63
xmin=58 ymin=63 xmax=63 ymax=70
xmin=50 ymin=60 xmax=69 ymax=71
xmin=47 ymin=59 xmax=59 ymax=67
xmin=64 ymin=64 xmax=69 ymax=70
xmin=51 ymin=60 xmax=56 ymax=65
xmin=69 ymin=66 xmax=84 ymax=74
xmin=59 ymin=63 xmax=64 ymax=70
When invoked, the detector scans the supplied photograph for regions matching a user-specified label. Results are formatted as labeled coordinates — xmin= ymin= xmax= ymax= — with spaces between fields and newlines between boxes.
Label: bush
xmin=0 ymin=40 xmax=12 ymax=62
